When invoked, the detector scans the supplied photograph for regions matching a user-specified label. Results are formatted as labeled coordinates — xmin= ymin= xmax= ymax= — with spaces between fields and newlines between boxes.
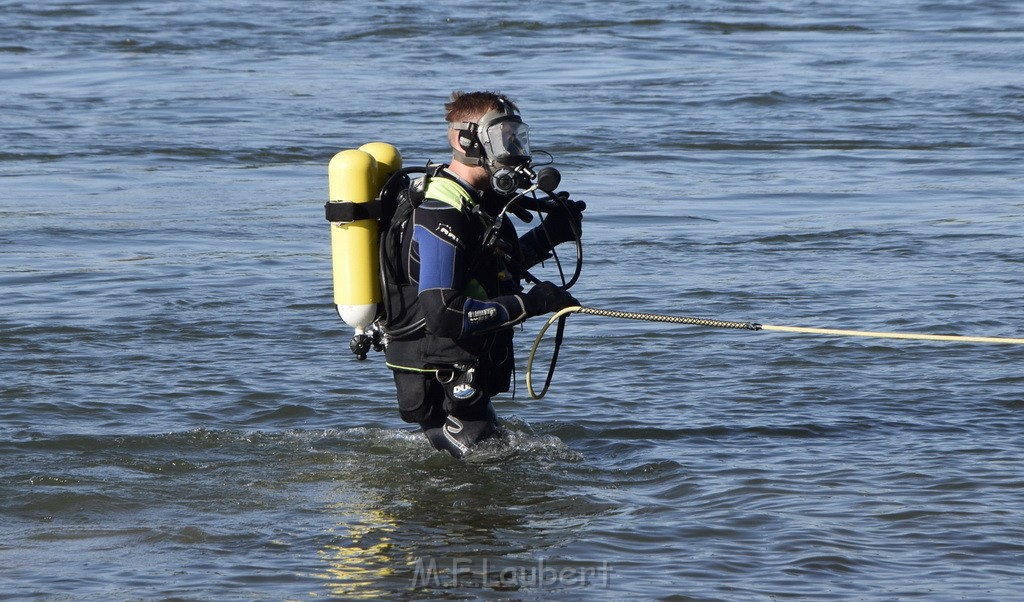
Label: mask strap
xmin=449 ymin=121 xmax=482 ymax=166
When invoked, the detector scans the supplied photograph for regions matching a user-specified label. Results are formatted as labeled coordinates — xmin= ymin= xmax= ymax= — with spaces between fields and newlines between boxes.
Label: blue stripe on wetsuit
xmin=413 ymin=222 xmax=517 ymax=337
xmin=414 ymin=223 xmax=459 ymax=291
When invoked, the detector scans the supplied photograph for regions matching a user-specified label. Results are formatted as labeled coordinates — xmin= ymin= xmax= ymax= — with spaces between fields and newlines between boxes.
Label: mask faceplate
xmin=477 ymin=113 xmax=530 ymax=167
xmin=450 ymin=105 xmax=531 ymax=171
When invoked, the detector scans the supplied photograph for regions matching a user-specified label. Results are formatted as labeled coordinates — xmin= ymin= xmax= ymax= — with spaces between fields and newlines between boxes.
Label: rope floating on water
xmin=525 ymin=305 xmax=1024 ymax=399
xmin=572 ymin=306 xmax=760 ymax=331
xmin=756 ymin=323 xmax=1024 ymax=344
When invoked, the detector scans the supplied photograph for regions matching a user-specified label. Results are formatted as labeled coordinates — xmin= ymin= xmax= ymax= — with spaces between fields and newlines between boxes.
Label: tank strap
xmin=324 ymin=199 xmax=382 ymax=223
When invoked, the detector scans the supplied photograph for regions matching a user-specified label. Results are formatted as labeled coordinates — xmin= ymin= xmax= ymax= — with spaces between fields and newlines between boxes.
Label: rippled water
xmin=3 ymin=1 xmax=1024 ymax=600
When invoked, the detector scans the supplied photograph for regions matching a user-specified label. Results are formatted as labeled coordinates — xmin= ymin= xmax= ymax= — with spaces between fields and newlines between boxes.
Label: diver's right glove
xmin=523 ymin=281 xmax=579 ymax=317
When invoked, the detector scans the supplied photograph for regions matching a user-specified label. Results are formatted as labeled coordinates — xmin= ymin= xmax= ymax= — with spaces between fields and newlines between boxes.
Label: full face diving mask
xmin=451 ymin=104 xmax=532 ymax=194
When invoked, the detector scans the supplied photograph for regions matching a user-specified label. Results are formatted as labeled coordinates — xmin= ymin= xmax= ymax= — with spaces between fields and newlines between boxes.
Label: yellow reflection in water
xmin=315 ymin=503 xmax=409 ymax=599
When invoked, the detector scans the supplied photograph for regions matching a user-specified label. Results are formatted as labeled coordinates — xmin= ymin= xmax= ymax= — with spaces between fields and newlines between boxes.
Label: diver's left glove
xmin=518 ymin=192 xmax=586 ymax=264
xmin=523 ymin=281 xmax=579 ymax=317
xmin=538 ymin=192 xmax=586 ymax=247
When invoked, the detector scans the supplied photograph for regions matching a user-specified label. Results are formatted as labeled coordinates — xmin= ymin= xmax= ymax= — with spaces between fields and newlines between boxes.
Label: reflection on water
xmin=319 ymin=502 xmax=404 ymax=599
xmin=314 ymin=424 xmax=603 ymax=597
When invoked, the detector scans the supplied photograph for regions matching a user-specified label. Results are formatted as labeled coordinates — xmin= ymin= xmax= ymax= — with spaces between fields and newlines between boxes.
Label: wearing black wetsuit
xmin=384 ymin=170 xmax=543 ymax=457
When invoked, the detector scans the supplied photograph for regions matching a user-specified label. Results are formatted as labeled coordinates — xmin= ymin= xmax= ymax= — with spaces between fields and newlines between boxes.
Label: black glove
xmin=517 ymin=193 xmax=585 ymax=267
xmin=523 ymin=281 xmax=579 ymax=316
xmin=537 ymin=192 xmax=585 ymax=247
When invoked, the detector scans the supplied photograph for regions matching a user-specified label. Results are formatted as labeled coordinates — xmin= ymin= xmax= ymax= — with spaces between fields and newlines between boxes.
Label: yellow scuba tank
xmin=326 ymin=142 xmax=402 ymax=358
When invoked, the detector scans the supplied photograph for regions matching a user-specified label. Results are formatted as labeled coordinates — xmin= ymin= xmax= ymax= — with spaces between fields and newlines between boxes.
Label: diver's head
xmin=446 ymin=90 xmax=531 ymax=193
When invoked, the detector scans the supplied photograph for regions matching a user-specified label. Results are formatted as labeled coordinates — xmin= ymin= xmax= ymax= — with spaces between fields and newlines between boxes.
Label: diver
xmin=382 ymin=90 xmax=585 ymax=458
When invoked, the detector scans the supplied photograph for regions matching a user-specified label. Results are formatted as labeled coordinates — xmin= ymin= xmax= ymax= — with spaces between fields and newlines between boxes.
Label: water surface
xmin=3 ymin=1 xmax=1024 ymax=599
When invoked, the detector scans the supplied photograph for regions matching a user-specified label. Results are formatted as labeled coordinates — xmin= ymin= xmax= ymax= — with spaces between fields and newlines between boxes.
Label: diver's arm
xmin=413 ymin=202 xmax=529 ymax=339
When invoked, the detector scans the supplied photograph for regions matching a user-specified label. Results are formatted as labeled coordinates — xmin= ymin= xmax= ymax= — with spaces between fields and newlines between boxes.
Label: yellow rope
xmin=757 ymin=324 xmax=1024 ymax=344
xmin=525 ymin=306 xmax=1024 ymax=399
